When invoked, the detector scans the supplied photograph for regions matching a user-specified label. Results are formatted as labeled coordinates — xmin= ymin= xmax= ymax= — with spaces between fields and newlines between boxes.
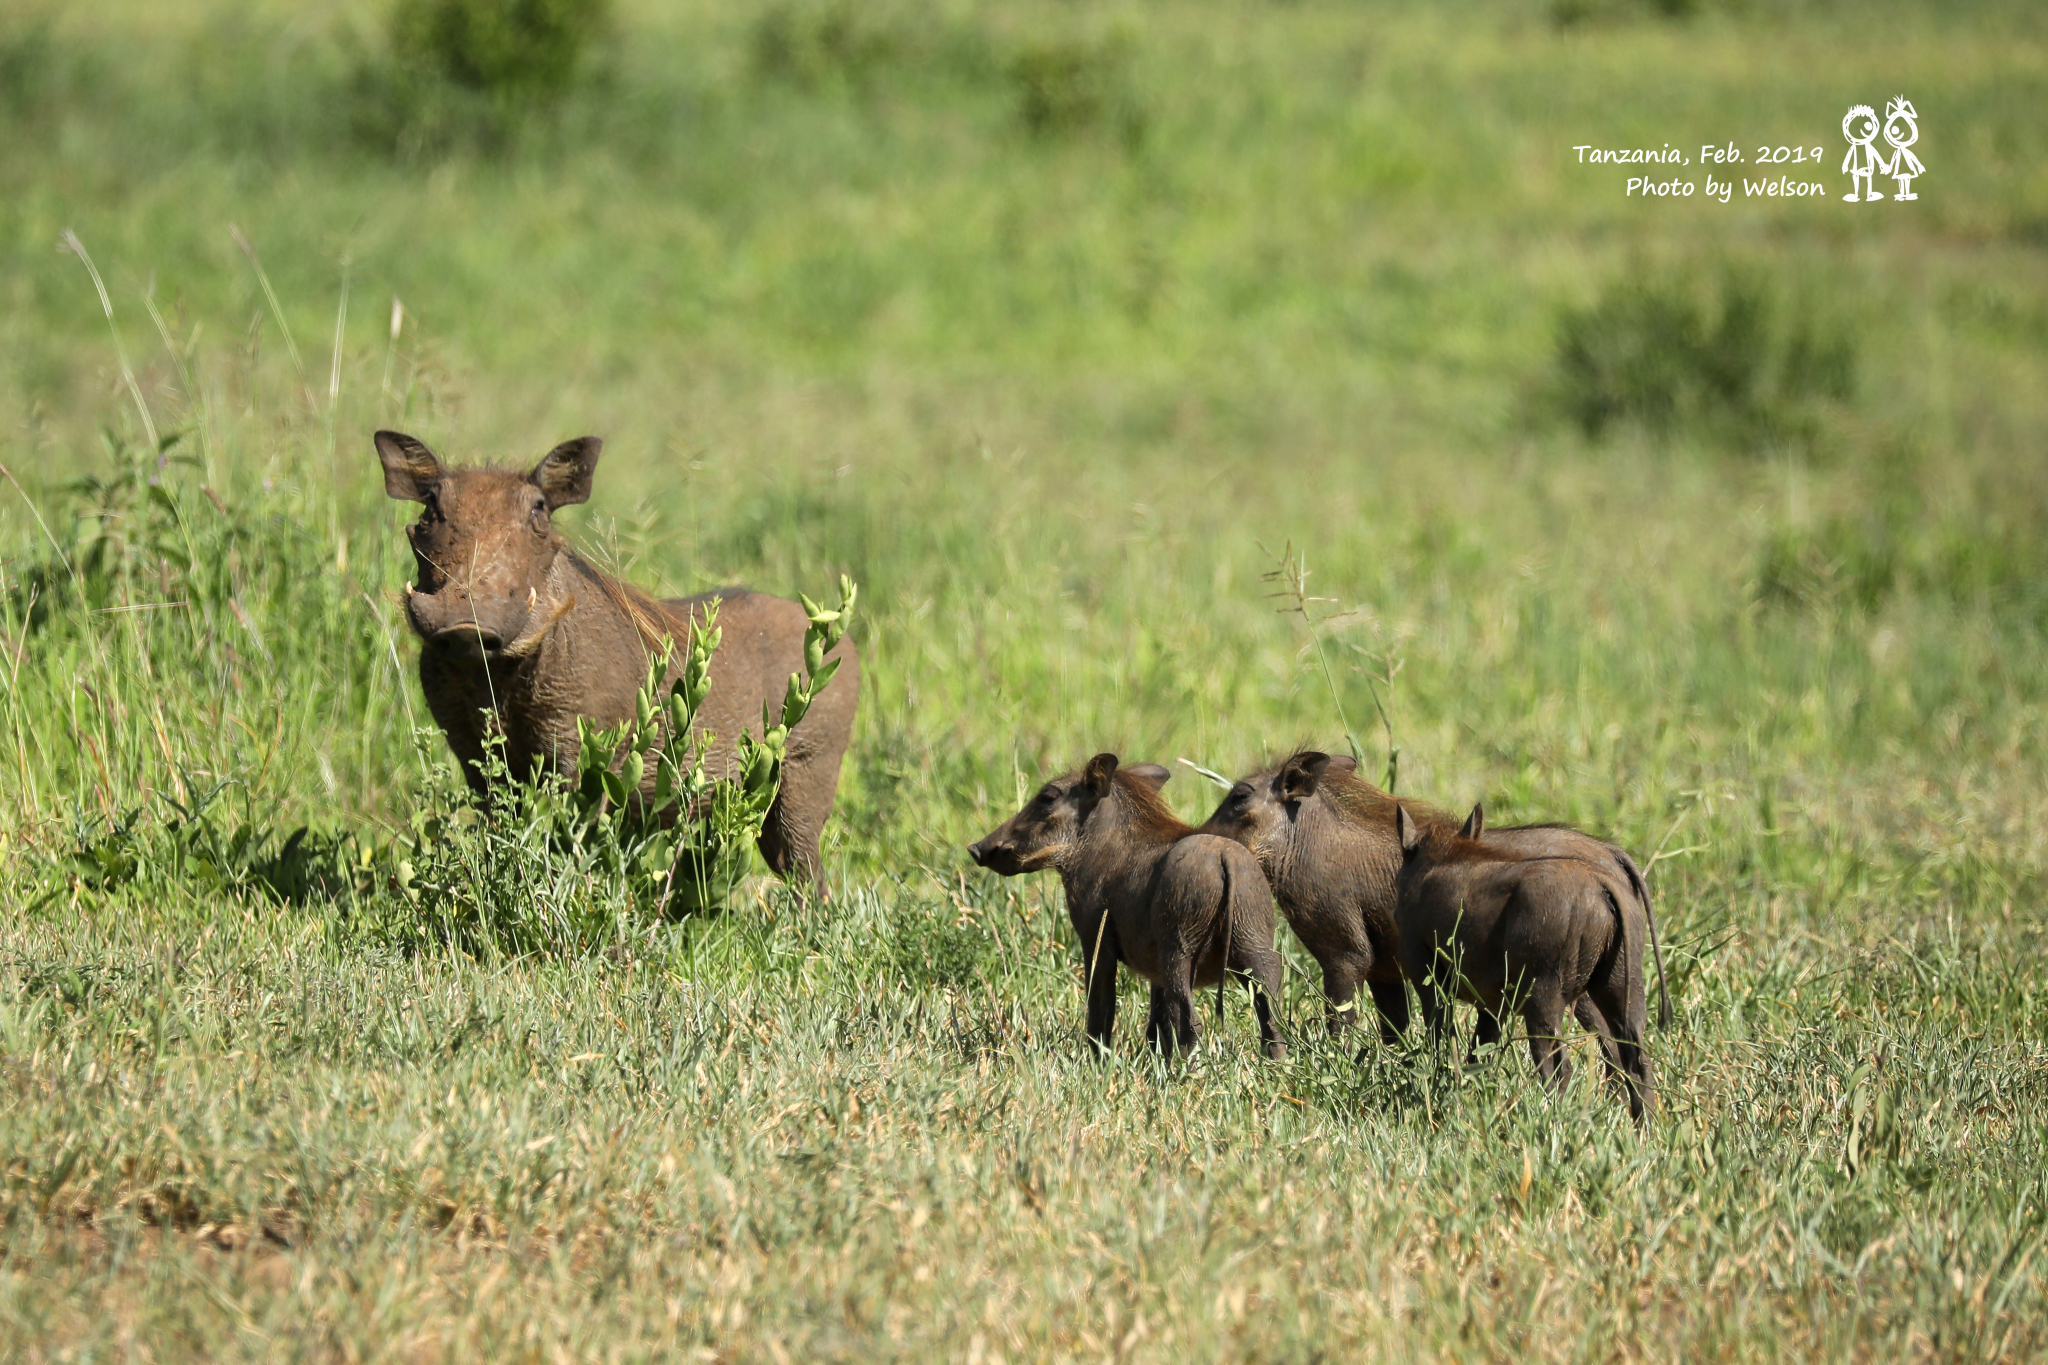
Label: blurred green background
xmin=2 ymin=0 xmax=2046 ymax=1357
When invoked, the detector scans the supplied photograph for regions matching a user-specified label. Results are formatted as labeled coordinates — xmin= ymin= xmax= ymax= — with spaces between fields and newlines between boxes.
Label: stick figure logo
xmin=1843 ymin=99 xmax=1924 ymax=203
xmin=1841 ymin=104 xmax=1883 ymax=202
xmin=1881 ymin=97 xmax=1923 ymax=200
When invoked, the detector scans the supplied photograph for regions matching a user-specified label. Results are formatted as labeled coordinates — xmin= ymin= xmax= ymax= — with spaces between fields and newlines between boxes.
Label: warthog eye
xmin=1036 ymin=785 xmax=1058 ymax=805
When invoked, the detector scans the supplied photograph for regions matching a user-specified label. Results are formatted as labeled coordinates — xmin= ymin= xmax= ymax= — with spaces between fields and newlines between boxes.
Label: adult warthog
xmin=374 ymin=430 xmax=859 ymax=890
xmin=1201 ymin=751 xmax=1668 ymax=1047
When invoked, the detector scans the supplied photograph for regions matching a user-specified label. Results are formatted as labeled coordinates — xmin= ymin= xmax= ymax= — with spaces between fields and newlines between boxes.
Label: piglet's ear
xmin=1279 ymin=751 xmax=1331 ymax=803
xmin=1398 ymin=804 xmax=1422 ymax=853
xmin=1083 ymin=753 xmax=1120 ymax=794
xmin=375 ymin=431 xmax=444 ymax=502
xmin=1123 ymin=763 xmax=1171 ymax=789
xmin=530 ymin=436 xmax=603 ymax=510
xmin=1459 ymin=803 xmax=1485 ymax=840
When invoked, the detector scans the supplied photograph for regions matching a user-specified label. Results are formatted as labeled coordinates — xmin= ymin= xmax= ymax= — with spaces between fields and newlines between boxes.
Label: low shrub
xmin=1550 ymin=265 xmax=1855 ymax=447
xmin=1008 ymin=34 xmax=1145 ymax=145
xmin=746 ymin=5 xmax=1144 ymax=147
xmin=388 ymin=0 xmax=607 ymax=100
xmin=351 ymin=0 xmax=611 ymax=156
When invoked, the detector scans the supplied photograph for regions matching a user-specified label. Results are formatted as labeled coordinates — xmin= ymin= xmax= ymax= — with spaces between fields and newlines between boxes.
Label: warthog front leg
xmin=1083 ymin=916 xmax=1122 ymax=1056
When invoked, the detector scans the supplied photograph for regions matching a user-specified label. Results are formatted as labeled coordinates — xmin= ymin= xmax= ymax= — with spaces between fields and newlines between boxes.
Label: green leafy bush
xmin=1550 ymin=266 xmax=1855 ymax=446
xmin=1008 ymin=34 xmax=1144 ymax=145
xmin=351 ymin=0 xmax=609 ymax=155
xmin=0 ymin=16 xmax=62 ymax=124
xmin=49 ymin=783 xmax=378 ymax=912
xmin=1753 ymin=515 xmax=1900 ymax=613
xmin=746 ymin=6 xmax=1143 ymax=146
xmin=372 ymin=577 xmax=858 ymax=956
xmin=553 ymin=579 xmax=857 ymax=918
xmin=388 ymin=0 xmax=607 ymax=100
xmin=884 ymin=894 xmax=1002 ymax=991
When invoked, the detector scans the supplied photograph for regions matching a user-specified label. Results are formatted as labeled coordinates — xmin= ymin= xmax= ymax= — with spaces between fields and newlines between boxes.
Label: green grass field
xmin=4 ymin=0 xmax=2047 ymax=1358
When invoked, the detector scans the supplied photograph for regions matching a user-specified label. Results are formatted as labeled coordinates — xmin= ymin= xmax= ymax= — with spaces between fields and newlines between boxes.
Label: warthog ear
xmin=530 ymin=437 xmax=603 ymax=510
xmin=1397 ymin=803 xmax=1421 ymax=853
xmin=1279 ymin=751 xmax=1331 ymax=803
xmin=1123 ymin=763 xmax=1171 ymax=789
xmin=374 ymin=431 xmax=445 ymax=502
xmin=1082 ymin=753 xmax=1119 ymax=794
xmin=1459 ymin=803 xmax=1485 ymax=840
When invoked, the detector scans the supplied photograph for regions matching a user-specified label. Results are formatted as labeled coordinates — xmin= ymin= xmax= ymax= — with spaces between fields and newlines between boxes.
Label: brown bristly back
xmin=569 ymin=550 xmax=680 ymax=655
xmin=1308 ymin=758 xmax=1456 ymax=832
xmin=1114 ymin=771 xmax=1196 ymax=841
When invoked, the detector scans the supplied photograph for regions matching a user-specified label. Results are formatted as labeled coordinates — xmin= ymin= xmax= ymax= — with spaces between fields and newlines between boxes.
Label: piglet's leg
xmin=1232 ymin=941 xmax=1288 ymax=1062
xmin=1318 ymin=957 xmax=1365 ymax=1037
xmin=1585 ymin=976 xmax=1655 ymax=1124
xmin=1144 ymin=985 xmax=1169 ymax=1052
xmin=1523 ymin=987 xmax=1572 ymax=1097
xmin=1156 ymin=949 xmax=1200 ymax=1056
xmin=1367 ymin=979 xmax=1411 ymax=1046
xmin=1083 ymin=917 xmax=1122 ymax=1057
xmin=1466 ymin=1007 xmax=1502 ymax=1065
xmin=1574 ymin=996 xmax=1626 ymax=1093
xmin=1413 ymin=976 xmax=1455 ymax=1052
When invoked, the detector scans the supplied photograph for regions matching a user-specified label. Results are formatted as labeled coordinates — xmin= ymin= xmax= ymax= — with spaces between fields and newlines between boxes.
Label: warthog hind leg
xmin=1231 ymin=940 xmax=1288 ymax=1061
xmin=1583 ymin=976 xmax=1655 ymax=1123
xmin=1465 ymin=1007 xmax=1502 ymax=1065
xmin=1318 ymin=957 xmax=1366 ymax=1038
xmin=1413 ymin=976 xmax=1455 ymax=1052
xmin=1367 ymin=978 xmax=1411 ymax=1047
xmin=1144 ymin=984 xmax=1170 ymax=1052
xmin=1156 ymin=951 xmax=1202 ymax=1056
xmin=1523 ymin=988 xmax=1573 ymax=1097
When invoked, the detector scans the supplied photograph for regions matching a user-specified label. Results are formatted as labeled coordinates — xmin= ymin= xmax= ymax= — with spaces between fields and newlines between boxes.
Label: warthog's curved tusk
xmin=499 ymin=594 xmax=576 ymax=659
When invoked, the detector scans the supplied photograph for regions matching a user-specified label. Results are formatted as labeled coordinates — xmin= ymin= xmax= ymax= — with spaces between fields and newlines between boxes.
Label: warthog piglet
xmin=1396 ymin=803 xmax=1655 ymax=1122
xmin=970 ymin=754 xmax=1286 ymax=1059
xmin=1203 ymin=750 xmax=1668 ymax=1047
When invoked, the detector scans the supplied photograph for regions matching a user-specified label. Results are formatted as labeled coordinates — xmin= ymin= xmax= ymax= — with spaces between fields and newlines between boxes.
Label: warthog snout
xmin=428 ymin=621 xmax=506 ymax=657
xmin=965 ymin=835 xmax=1016 ymax=874
xmin=405 ymin=583 xmax=514 ymax=661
